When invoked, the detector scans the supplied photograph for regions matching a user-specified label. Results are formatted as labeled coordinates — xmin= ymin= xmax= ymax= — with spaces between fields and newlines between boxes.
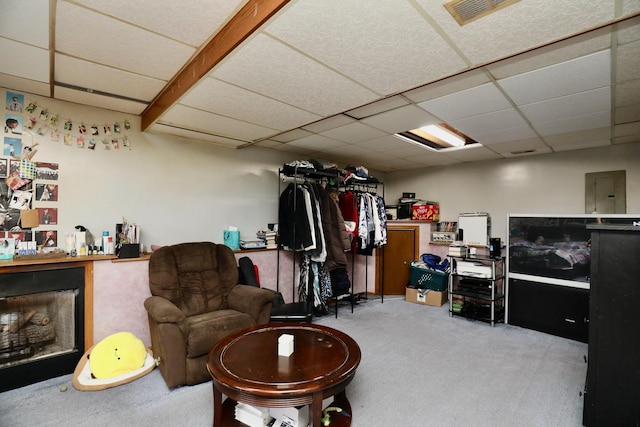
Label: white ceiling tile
xmin=159 ymin=105 xmax=278 ymax=141
xmin=56 ymin=1 xmax=195 ymax=80
xmin=0 ymin=74 xmax=50 ymax=97
xmin=361 ymin=105 xmax=439 ymax=134
xmin=616 ymin=105 xmax=640 ymax=125
xmin=497 ymin=50 xmax=611 ymax=105
xmin=320 ymin=144 xmax=370 ymax=157
xmin=355 ymin=135 xmax=405 ymax=153
xmin=0 ymin=0 xmax=49 ymax=48
xmin=616 ymin=39 xmax=640 ymax=83
xmin=403 ymin=70 xmax=490 ymax=103
xmin=550 ymin=139 xmax=611 ymax=152
xmin=486 ymin=27 xmax=611 ymax=80
xmin=320 ymin=123 xmax=387 ymax=144
xmin=500 ymin=146 xmax=553 ymax=158
xmin=345 ymin=96 xmax=410 ymax=119
xmin=181 ymin=77 xmax=321 ymax=131
xmin=622 ymin=2 xmax=640 ymax=17
xmin=520 ymin=86 xmax=611 ymax=124
xmin=617 ymin=15 xmax=640 ymax=44
xmin=440 ymin=145 xmax=503 ymax=162
xmin=615 ymin=122 xmax=640 ymax=137
xmin=532 ymin=110 xmax=611 ymax=136
xmin=416 ymin=0 xmax=614 ymax=66
xmin=472 ymin=125 xmax=538 ymax=145
xmin=418 ymin=83 xmax=512 ymax=122
xmin=54 ymin=86 xmax=148 ymax=115
xmin=488 ymin=138 xmax=549 ymax=155
xmin=0 ymin=39 xmax=49 ymax=83
xmin=71 ymin=0 xmax=246 ymax=47
xmin=253 ymin=139 xmax=283 ymax=149
xmin=265 ymin=0 xmax=467 ymax=96
xmin=212 ymin=33 xmax=379 ymax=116
xmin=544 ymin=127 xmax=611 ymax=147
xmin=449 ymin=108 xmax=528 ymax=136
xmin=616 ymin=79 xmax=640 ymax=107
xmin=148 ymin=123 xmax=247 ymax=147
xmin=270 ymin=128 xmax=313 ymax=143
xmin=286 ymin=134 xmax=344 ymax=151
xmin=55 ymin=54 xmax=164 ymax=102
xmin=302 ymin=115 xmax=355 ymax=133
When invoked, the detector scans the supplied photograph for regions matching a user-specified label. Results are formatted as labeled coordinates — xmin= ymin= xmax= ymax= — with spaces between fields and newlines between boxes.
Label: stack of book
xmin=256 ymin=229 xmax=278 ymax=249
xmin=234 ymin=403 xmax=273 ymax=427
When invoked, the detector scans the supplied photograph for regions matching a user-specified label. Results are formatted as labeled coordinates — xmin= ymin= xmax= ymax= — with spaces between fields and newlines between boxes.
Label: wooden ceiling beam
xmin=141 ymin=0 xmax=290 ymax=131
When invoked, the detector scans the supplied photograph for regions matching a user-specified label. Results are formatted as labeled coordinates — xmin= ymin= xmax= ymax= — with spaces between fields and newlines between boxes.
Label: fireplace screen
xmin=1 ymin=290 xmax=76 ymax=369
xmin=0 ymin=266 xmax=85 ymax=391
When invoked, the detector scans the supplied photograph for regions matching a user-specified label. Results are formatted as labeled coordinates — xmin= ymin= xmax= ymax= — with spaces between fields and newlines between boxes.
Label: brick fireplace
xmin=0 ymin=265 xmax=87 ymax=392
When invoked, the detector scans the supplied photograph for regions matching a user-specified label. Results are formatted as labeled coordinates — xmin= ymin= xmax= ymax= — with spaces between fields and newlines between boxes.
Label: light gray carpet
xmin=0 ymin=297 xmax=588 ymax=427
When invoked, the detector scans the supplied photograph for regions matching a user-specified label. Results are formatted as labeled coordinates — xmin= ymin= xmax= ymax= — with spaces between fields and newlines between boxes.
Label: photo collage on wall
xmin=2 ymin=90 xmax=61 ymax=251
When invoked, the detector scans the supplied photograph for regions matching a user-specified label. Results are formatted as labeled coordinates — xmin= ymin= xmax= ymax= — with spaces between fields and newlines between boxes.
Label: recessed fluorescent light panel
xmin=395 ymin=124 xmax=478 ymax=151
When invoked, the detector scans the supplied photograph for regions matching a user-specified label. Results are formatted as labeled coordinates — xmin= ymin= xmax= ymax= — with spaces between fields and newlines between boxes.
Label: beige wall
xmin=383 ymin=142 xmax=640 ymax=241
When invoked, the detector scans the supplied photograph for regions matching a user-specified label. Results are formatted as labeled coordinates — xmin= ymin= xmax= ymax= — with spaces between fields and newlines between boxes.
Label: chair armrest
xmin=144 ymin=296 xmax=187 ymax=326
xmin=228 ymin=285 xmax=274 ymax=324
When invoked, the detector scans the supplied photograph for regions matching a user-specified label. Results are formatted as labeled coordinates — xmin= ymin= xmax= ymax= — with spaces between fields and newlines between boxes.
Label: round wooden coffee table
xmin=207 ymin=323 xmax=361 ymax=427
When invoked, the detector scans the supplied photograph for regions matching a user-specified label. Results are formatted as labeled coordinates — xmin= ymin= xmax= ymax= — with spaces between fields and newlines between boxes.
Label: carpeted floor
xmin=0 ymin=296 xmax=588 ymax=427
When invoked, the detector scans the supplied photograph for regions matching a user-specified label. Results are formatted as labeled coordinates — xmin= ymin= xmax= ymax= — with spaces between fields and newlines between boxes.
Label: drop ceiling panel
xmin=302 ymin=115 xmax=355 ymax=134
xmin=147 ymin=124 xmax=247 ymax=147
xmin=616 ymin=80 xmax=640 ymax=107
xmin=616 ymin=39 xmax=640 ymax=82
xmin=485 ymin=28 xmax=611 ymax=80
xmin=550 ymin=139 xmax=611 ymax=152
xmin=180 ymin=77 xmax=321 ymax=131
xmin=0 ymin=0 xmax=49 ymax=48
xmin=544 ymin=127 xmax=611 ymax=147
xmin=54 ymin=86 xmax=148 ymax=115
xmin=418 ymin=83 xmax=512 ymax=122
xmin=265 ymin=0 xmax=467 ymax=96
xmin=270 ymin=128 xmax=313 ymax=143
xmin=0 ymin=75 xmax=50 ymax=98
xmin=0 ymin=39 xmax=49 ymax=82
xmin=56 ymin=1 xmax=195 ymax=80
xmin=403 ymin=70 xmax=490 ymax=103
xmin=284 ymin=134 xmax=344 ymax=151
xmin=417 ymin=0 xmax=613 ymax=66
xmin=532 ymin=110 xmax=611 ymax=136
xmin=472 ymin=125 xmax=538 ymax=145
xmin=488 ymin=137 xmax=549 ymax=155
xmin=497 ymin=50 xmax=611 ymax=105
xmin=439 ymin=145 xmax=503 ymax=162
xmin=360 ymin=105 xmax=439 ymax=134
xmin=212 ymin=33 xmax=379 ymax=117
xmin=616 ymin=106 xmax=640 ymax=124
xmin=70 ymin=0 xmax=247 ymax=47
xmin=519 ymin=87 xmax=611 ymax=124
xmin=345 ymin=95 xmax=410 ymax=120
xmin=355 ymin=135 xmax=405 ymax=153
xmin=320 ymin=122 xmax=387 ymax=144
xmin=449 ymin=108 xmax=528 ymax=137
xmin=160 ymin=105 xmax=278 ymax=141
xmin=55 ymin=54 xmax=164 ymax=102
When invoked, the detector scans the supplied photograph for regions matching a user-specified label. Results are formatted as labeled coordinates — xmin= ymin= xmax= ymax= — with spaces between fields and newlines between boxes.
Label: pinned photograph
xmin=4 ymin=115 xmax=22 ymax=135
xmin=36 ymin=183 xmax=58 ymax=201
xmin=6 ymin=92 xmax=24 ymax=113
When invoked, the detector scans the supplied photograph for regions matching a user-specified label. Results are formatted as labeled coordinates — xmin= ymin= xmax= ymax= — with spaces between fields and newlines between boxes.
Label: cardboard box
xmin=412 ymin=202 xmax=440 ymax=221
xmin=406 ymin=287 xmax=448 ymax=307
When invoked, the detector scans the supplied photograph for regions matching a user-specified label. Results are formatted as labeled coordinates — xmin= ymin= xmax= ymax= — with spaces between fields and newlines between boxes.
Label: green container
xmin=409 ymin=262 xmax=449 ymax=291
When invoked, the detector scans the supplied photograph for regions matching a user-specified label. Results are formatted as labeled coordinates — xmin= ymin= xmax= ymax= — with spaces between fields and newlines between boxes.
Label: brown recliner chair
xmin=144 ymin=242 xmax=274 ymax=388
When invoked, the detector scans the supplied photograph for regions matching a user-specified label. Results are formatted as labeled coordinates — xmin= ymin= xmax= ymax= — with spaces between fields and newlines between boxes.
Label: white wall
xmin=384 ymin=142 xmax=640 ymax=242
xmin=2 ymin=89 xmax=299 ymax=248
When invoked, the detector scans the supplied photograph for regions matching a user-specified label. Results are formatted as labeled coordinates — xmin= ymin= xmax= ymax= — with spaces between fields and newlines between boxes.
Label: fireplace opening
xmin=0 ymin=267 xmax=85 ymax=392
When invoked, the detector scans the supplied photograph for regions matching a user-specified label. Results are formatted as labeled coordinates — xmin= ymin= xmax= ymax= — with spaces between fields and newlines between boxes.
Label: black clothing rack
xmin=272 ymin=166 xmax=339 ymax=322
xmin=338 ymin=180 xmax=386 ymax=308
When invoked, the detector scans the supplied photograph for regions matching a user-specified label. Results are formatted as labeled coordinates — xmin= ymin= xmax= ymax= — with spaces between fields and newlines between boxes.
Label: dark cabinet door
xmin=584 ymin=226 xmax=640 ymax=427
xmin=508 ymin=278 xmax=589 ymax=342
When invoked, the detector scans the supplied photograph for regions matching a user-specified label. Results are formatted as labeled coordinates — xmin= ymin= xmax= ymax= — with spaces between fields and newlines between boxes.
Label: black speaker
xmin=489 ymin=238 xmax=501 ymax=258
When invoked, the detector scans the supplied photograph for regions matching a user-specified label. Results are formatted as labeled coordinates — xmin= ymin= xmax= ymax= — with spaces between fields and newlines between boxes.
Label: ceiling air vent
xmin=444 ymin=0 xmax=521 ymax=25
